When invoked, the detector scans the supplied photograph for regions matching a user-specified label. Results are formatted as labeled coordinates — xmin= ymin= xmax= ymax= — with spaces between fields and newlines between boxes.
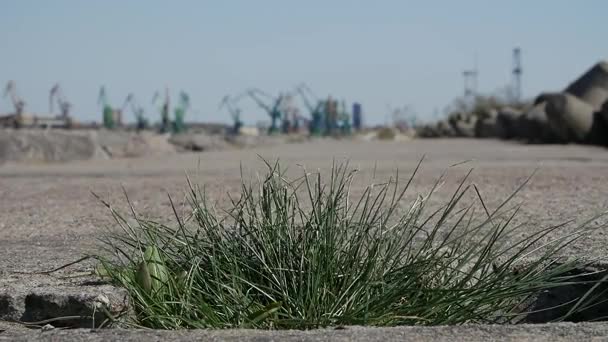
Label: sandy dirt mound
xmin=0 ymin=130 xmax=178 ymax=164
xmin=169 ymin=132 xmax=232 ymax=152
xmin=170 ymin=132 xmax=296 ymax=151
xmin=0 ymin=129 xmax=104 ymax=164
xmin=0 ymin=129 xmax=306 ymax=165
xmin=93 ymin=130 xmax=176 ymax=158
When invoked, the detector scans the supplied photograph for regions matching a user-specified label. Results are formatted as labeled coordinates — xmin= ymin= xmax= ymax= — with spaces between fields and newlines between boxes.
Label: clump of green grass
xmin=95 ymin=160 xmax=604 ymax=329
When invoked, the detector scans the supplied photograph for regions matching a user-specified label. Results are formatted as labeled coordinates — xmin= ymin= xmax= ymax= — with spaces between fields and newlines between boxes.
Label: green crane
xmin=173 ymin=91 xmax=189 ymax=134
xmin=220 ymin=94 xmax=245 ymax=135
xmin=123 ymin=93 xmax=148 ymax=131
xmin=295 ymin=83 xmax=324 ymax=136
xmin=152 ymin=87 xmax=170 ymax=133
xmin=245 ymin=88 xmax=284 ymax=134
xmin=98 ymin=86 xmax=115 ymax=129
xmin=339 ymin=99 xmax=352 ymax=134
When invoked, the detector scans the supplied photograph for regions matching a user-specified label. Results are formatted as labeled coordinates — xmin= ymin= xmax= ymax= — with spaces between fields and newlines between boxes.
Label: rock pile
xmin=418 ymin=61 xmax=608 ymax=146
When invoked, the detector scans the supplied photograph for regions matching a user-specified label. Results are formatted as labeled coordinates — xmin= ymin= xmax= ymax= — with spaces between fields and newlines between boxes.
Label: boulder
xmin=435 ymin=120 xmax=456 ymax=137
xmin=545 ymin=94 xmax=608 ymax=146
xmin=565 ymin=61 xmax=608 ymax=110
xmin=545 ymin=93 xmax=596 ymax=143
xmin=601 ymin=100 xmax=608 ymax=125
xmin=416 ymin=124 xmax=440 ymax=138
xmin=516 ymin=98 xmax=563 ymax=143
xmin=496 ymin=107 xmax=522 ymax=139
xmin=448 ymin=113 xmax=477 ymax=137
xmin=475 ymin=110 xmax=504 ymax=138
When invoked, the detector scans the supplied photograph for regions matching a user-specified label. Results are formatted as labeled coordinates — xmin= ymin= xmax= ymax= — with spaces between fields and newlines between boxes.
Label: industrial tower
xmin=463 ymin=54 xmax=478 ymax=99
xmin=512 ymin=47 xmax=522 ymax=102
xmin=462 ymin=69 xmax=478 ymax=98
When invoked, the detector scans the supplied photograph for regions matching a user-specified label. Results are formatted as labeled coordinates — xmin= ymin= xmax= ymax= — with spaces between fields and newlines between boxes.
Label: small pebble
xmin=41 ymin=324 xmax=55 ymax=331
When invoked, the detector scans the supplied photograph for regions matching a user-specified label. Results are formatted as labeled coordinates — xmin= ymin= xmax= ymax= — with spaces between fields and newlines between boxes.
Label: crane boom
xmin=49 ymin=84 xmax=60 ymax=114
xmin=152 ymin=87 xmax=171 ymax=108
xmin=221 ymin=90 xmax=250 ymax=120
xmin=296 ymin=86 xmax=316 ymax=113
xmin=219 ymin=95 xmax=239 ymax=119
xmin=124 ymin=93 xmax=142 ymax=117
xmin=244 ymin=89 xmax=285 ymax=134
xmin=299 ymin=83 xmax=318 ymax=102
xmin=122 ymin=93 xmax=134 ymax=112
xmin=178 ymin=91 xmax=190 ymax=110
xmin=49 ymin=83 xmax=71 ymax=118
xmin=98 ymin=86 xmax=109 ymax=107
xmin=246 ymin=90 xmax=272 ymax=113
xmin=295 ymin=83 xmax=326 ymax=135
xmin=123 ymin=93 xmax=147 ymax=130
xmin=248 ymin=88 xmax=275 ymax=100
xmin=4 ymin=81 xmax=25 ymax=114
xmin=220 ymin=94 xmax=245 ymax=134
xmin=296 ymin=84 xmax=323 ymax=114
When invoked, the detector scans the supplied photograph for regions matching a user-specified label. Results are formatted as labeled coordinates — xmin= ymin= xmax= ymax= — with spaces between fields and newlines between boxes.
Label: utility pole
xmin=512 ymin=47 xmax=522 ymax=103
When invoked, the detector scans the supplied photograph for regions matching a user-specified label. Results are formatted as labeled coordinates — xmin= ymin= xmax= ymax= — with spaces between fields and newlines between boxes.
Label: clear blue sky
xmin=1 ymin=0 xmax=606 ymax=125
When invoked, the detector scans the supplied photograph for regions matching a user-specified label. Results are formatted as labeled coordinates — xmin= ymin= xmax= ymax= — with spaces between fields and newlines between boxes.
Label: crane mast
xmin=295 ymin=84 xmax=324 ymax=135
xmin=4 ymin=81 xmax=25 ymax=116
xmin=173 ymin=91 xmax=189 ymax=133
xmin=124 ymin=93 xmax=148 ymax=131
xmin=220 ymin=94 xmax=244 ymax=135
xmin=152 ymin=87 xmax=171 ymax=133
xmin=99 ymin=86 xmax=119 ymax=129
xmin=3 ymin=81 xmax=26 ymax=128
xmin=49 ymin=83 xmax=71 ymax=118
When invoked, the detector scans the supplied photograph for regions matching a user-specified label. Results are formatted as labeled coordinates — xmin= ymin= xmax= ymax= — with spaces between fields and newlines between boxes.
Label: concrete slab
xmin=1 ymin=138 xmax=608 ymax=338
xmin=0 ymin=272 xmax=127 ymax=328
xmin=1 ymin=323 xmax=608 ymax=341
xmin=1 ymin=139 xmax=607 ymax=271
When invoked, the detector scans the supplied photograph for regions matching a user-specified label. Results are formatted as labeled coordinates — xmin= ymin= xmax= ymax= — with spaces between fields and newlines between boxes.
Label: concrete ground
xmin=3 ymin=323 xmax=608 ymax=342
xmin=1 ymin=138 xmax=608 ymax=339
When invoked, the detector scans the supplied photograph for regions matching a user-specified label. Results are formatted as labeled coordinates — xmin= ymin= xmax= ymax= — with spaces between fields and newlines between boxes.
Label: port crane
xmin=220 ymin=94 xmax=245 ymax=135
xmin=3 ymin=81 xmax=26 ymax=128
xmin=98 ymin=86 xmax=118 ymax=129
xmin=152 ymin=87 xmax=170 ymax=133
xmin=173 ymin=91 xmax=189 ymax=133
xmin=4 ymin=81 xmax=25 ymax=115
xmin=49 ymin=83 xmax=71 ymax=118
xmin=123 ymin=93 xmax=148 ymax=131
xmin=245 ymin=88 xmax=284 ymax=134
xmin=295 ymin=83 xmax=324 ymax=135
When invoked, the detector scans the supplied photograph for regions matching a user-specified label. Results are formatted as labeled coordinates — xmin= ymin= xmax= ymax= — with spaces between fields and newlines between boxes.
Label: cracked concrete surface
xmin=1 ymin=138 xmax=608 ymax=339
